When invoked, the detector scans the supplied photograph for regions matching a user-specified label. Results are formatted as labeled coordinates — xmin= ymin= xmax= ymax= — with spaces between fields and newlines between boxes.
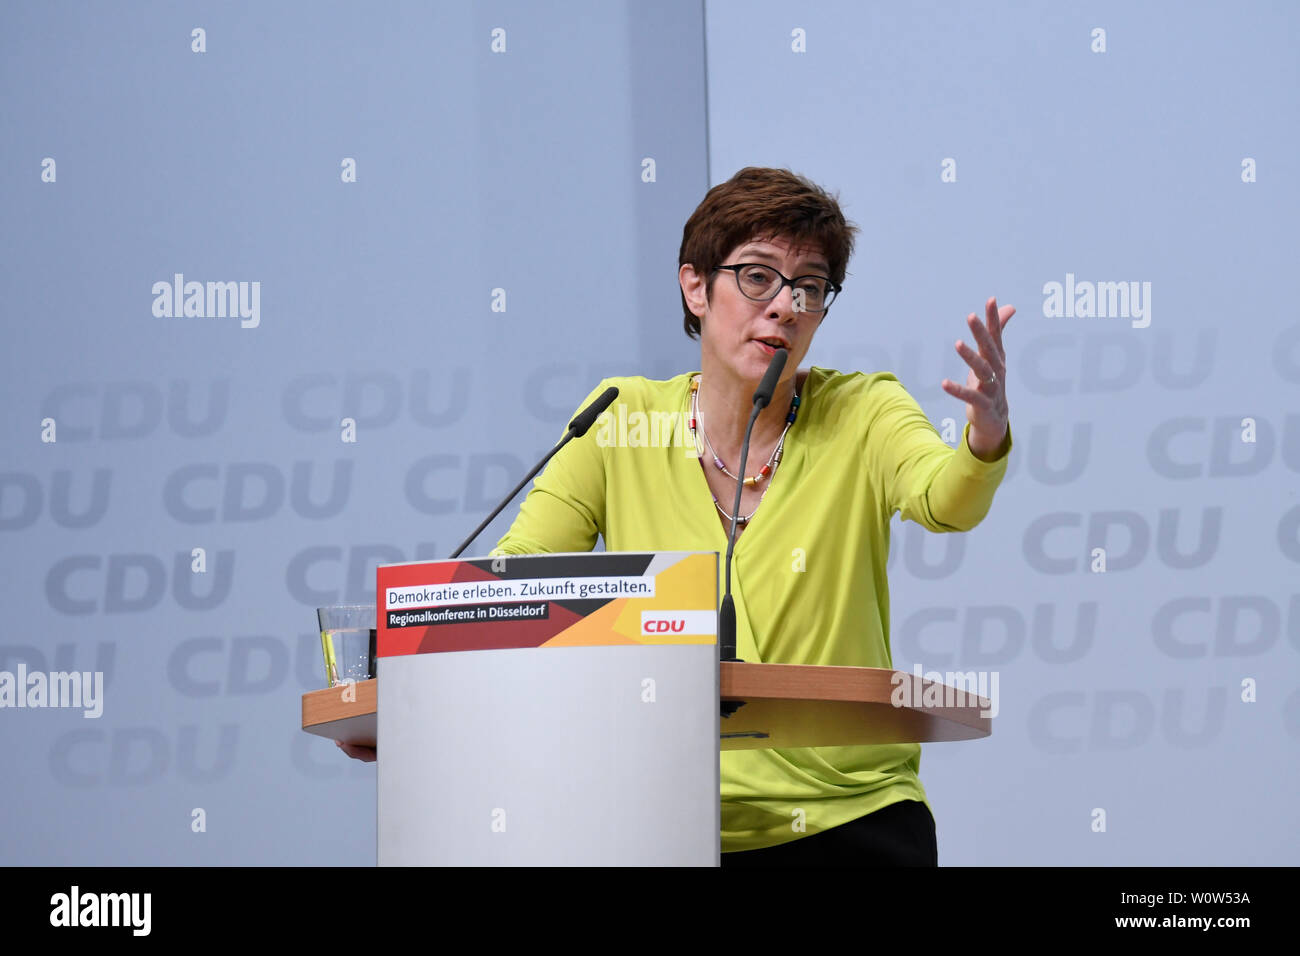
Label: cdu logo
xmin=281 ymin=369 xmax=470 ymax=432
xmin=640 ymin=611 xmax=716 ymax=637
xmin=1022 ymin=509 xmax=1222 ymax=573
xmin=45 ymin=551 xmax=234 ymax=614
xmin=162 ymin=461 xmax=353 ymax=523
xmin=40 ymin=380 xmax=230 ymax=441
xmin=1146 ymin=415 xmax=1300 ymax=478
xmin=643 ymin=618 xmax=685 ymax=633
xmin=0 ymin=469 xmax=112 ymax=530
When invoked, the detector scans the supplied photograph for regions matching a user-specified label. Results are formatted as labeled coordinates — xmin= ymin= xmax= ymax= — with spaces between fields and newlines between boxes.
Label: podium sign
xmin=375 ymin=551 xmax=719 ymax=866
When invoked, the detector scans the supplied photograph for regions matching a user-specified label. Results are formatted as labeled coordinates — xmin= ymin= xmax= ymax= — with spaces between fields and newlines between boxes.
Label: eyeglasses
xmin=713 ymin=263 xmax=841 ymax=314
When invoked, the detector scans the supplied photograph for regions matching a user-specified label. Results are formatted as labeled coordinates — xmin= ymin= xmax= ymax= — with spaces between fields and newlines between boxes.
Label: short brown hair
xmin=678 ymin=166 xmax=859 ymax=339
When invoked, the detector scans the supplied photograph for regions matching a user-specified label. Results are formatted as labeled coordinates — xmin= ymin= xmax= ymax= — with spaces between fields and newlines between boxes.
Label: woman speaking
xmin=346 ymin=166 xmax=1015 ymax=866
xmin=490 ymin=166 xmax=1014 ymax=866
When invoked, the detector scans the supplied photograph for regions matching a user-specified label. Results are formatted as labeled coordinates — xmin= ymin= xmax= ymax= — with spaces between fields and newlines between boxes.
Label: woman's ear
xmin=679 ymin=263 xmax=708 ymax=318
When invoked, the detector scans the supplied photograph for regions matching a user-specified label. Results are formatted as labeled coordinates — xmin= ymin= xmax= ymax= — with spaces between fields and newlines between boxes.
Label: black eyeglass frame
xmin=712 ymin=263 xmax=843 ymax=314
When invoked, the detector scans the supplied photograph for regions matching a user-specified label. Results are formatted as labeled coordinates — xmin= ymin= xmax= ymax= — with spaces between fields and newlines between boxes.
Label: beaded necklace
xmin=688 ymin=373 xmax=801 ymax=525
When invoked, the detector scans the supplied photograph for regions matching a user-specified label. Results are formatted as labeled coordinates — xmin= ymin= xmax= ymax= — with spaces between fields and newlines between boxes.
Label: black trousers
xmin=720 ymin=800 xmax=938 ymax=867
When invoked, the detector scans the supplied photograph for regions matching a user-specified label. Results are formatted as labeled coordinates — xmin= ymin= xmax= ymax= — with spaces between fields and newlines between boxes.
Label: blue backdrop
xmin=1 ymin=0 xmax=1295 ymax=865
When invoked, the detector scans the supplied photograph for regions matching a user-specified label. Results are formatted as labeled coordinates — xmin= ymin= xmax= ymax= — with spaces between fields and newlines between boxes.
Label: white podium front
xmin=375 ymin=551 xmax=719 ymax=866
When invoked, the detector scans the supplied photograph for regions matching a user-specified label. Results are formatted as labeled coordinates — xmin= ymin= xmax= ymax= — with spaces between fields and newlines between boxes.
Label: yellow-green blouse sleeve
xmin=861 ymin=373 xmax=1012 ymax=532
xmin=489 ymin=378 xmax=611 ymax=556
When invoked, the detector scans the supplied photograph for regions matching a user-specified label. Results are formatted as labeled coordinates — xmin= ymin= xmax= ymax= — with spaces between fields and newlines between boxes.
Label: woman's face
xmin=681 ymin=234 xmax=828 ymax=387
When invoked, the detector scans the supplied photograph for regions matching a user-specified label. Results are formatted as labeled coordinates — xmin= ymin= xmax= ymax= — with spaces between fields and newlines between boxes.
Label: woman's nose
xmin=768 ymin=284 xmax=799 ymax=320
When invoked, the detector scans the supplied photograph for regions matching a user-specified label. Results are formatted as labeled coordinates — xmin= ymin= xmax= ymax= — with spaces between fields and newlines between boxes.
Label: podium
xmin=300 ymin=551 xmax=992 ymax=865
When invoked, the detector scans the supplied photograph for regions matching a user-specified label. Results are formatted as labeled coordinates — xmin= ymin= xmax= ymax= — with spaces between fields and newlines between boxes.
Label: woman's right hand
xmin=336 ymin=740 xmax=377 ymax=762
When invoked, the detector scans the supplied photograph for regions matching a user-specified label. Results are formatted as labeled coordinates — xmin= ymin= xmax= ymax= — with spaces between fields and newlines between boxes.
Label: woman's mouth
xmin=753 ymin=338 xmax=788 ymax=356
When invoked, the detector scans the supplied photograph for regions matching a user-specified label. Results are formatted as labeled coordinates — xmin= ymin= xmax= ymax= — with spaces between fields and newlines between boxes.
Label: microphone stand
xmin=718 ymin=349 xmax=788 ymax=717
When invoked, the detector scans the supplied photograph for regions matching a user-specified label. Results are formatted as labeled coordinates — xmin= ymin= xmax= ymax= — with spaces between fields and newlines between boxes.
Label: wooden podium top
xmin=301 ymin=662 xmax=990 ymax=752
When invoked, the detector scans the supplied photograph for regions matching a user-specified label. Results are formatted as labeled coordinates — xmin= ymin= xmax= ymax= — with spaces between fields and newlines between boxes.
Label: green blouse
xmin=492 ymin=367 xmax=1012 ymax=852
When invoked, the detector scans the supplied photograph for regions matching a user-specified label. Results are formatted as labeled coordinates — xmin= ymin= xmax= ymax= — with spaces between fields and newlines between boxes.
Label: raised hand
xmin=940 ymin=296 xmax=1014 ymax=462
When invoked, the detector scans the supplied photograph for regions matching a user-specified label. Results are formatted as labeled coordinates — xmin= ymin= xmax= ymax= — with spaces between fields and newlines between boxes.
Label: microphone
xmin=448 ymin=386 xmax=619 ymax=559
xmin=568 ymin=386 xmax=618 ymax=437
xmin=719 ymin=348 xmax=787 ymax=666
